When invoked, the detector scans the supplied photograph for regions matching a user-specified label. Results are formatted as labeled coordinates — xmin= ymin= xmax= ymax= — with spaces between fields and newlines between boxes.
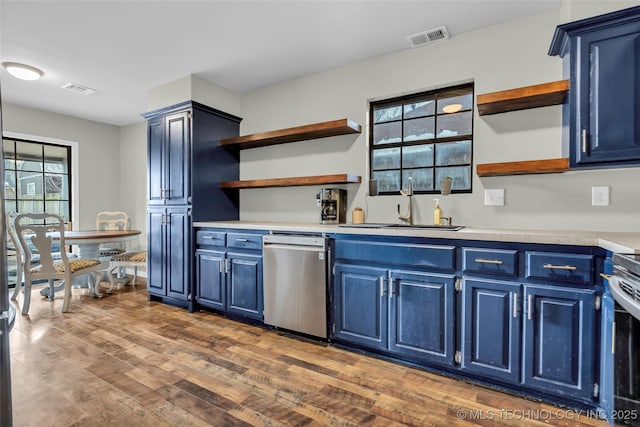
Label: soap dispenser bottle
xmin=433 ymin=199 xmax=442 ymax=225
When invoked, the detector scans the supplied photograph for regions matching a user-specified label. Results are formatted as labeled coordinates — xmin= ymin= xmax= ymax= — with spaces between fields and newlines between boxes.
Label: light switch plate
xmin=484 ymin=189 xmax=505 ymax=206
xmin=592 ymin=186 xmax=610 ymax=206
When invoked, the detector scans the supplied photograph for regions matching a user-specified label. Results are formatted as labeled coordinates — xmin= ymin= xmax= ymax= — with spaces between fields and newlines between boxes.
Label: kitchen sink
xmin=338 ymin=223 xmax=464 ymax=231
xmin=386 ymin=224 xmax=464 ymax=230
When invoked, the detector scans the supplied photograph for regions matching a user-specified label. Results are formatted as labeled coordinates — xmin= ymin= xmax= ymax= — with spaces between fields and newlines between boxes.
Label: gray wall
xmin=237 ymin=0 xmax=640 ymax=232
xmin=3 ymin=0 xmax=639 ymax=236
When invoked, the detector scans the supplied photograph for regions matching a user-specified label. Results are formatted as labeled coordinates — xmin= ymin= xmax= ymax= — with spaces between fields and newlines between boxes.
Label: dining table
xmin=39 ymin=229 xmax=142 ymax=298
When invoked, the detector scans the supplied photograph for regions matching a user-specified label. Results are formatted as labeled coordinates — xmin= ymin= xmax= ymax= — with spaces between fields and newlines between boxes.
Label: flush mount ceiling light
xmin=2 ymin=62 xmax=43 ymax=81
xmin=442 ymin=103 xmax=463 ymax=114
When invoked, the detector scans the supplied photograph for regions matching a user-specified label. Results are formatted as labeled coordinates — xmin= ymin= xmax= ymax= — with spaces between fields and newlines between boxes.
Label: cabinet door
xmin=388 ymin=270 xmax=455 ymax=366
xmin=166 ymin=207 xmax=191 ymax=300
xmin=146 ymin=207 xmax=165 ymax=296
xmin=165 ymin=111 xmax=190 ymax=205
xmin=226 ymin=251 xmax=263 ymax=320
xmin=332 ymin=263 xmax=388 ymax=351
xmin=147 ymin=117 xmax=165 ymax=205
xmin=574 ymin=20 xmax=640 ymax=165
xmin=461 ymin=278 xmax=521 ymax=384
xmin=195 ymin=249 xmax=226 ymax=310
xmin=522 ymin=285 xmax=596 ymax=401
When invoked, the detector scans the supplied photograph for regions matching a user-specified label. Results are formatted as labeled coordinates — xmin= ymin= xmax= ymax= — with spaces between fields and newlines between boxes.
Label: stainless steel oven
xmin=611 ymin=253 xmax=640 ymax=426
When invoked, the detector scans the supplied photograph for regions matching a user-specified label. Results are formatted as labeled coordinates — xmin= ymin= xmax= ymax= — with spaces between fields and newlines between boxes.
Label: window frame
xmin=369 ymin=82 xmax=474 ymax=195
xmin=3 ymin=137 xmax=73 ymax=224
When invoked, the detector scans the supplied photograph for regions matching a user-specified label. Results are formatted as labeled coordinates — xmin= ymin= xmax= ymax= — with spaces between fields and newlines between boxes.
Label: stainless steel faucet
xmin=398 ymin=177 xmax=413 ymax=225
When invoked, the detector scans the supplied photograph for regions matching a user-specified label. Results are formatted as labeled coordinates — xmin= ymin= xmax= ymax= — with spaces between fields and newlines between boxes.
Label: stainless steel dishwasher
xmin=262 ymin=234 xmax=328 ymax=338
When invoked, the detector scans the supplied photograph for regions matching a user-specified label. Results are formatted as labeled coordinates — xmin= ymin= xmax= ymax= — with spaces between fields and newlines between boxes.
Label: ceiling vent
xmin=61 ymin=82 xmax=96 ymax=95
xmin=406 ymin=26 xmax=450 ymax=48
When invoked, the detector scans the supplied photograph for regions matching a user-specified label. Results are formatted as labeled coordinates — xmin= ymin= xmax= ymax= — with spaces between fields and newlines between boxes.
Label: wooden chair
xmin=106 ymin=250 xmax=147 ymax=293
xmin=14 ymin=213 xmax=109 ymax=314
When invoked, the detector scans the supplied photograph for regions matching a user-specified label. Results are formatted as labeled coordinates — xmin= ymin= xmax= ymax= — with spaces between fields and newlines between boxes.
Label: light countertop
xmin=193 ymin=221 xmax=640 ymax=253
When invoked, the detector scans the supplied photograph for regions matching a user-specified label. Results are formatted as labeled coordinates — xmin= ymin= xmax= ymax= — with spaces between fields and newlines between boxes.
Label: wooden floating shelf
xmin=477 ymin=158 xmax=570 ymax=177
xmin=476 ymin=80 xmax=569 ymax=116
xmin=220 ymin=118 xmax=362 ymax=149
xmin=220 ymin=174 xmax=362 ymax=189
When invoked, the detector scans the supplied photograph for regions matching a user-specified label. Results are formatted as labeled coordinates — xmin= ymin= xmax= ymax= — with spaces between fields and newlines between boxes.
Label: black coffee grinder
xmin=317 ymin=188 xmax=346 ymax=224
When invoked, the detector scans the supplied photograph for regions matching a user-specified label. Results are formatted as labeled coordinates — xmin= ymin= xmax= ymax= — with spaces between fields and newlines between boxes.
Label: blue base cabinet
xmin=523 ymin=285 xmax=596 ymax=401
xmin=331 ymin=234 xmax=606 ymax=414
xmin=460 ymin=278 xmax=521 ymax=384
xmin=332 ymin=239 xmax=457 ymax=367
xmin=147 ymin=206 xmax=191 ymax=305
xmin=195 ymin=229 xmax=264 ymax=321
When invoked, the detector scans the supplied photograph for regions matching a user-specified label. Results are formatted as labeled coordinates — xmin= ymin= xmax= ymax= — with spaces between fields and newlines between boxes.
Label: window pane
xmin=17 ymin=171 xmax=43 ymax=199
xmin=403 ymin=117 xmax=434 ymax=142
xmin=372 ymin=170 xmax=400 ymax=193
xmin=437 ymin=91 xmax=473 ymax=114
xmin=435 ymin=166 xmax=471 ymax=191
xmin=44 ymin=145 xmax=69 ymax=173
xmin=16 ymin=141 xmax=43 ymax=172
xmin=374 ymin=105 xmax=402 ymax=123
xmin=372 ymin=147 xmax=400 ymax=170
xmin=45 ymin=173 xmax=68 ymax=200
xmin=17 ymin=200 xmax=44 ymax=213
xmin=402 ymin=144 xmax=434 ymax=168
xmin=435 ymin=140 xmax=472 ymax=166
xmin=4 ymin=200 xmax=17 ymax=214
xmin=404 ymin=96 xmax=435 ymax=119
xmin=45 ymin=201 xmax=69 ymax=221
xmin=436 ymin=111 xmax=472 ymax=138
xmin=3 ymin=140 xmax=16 ymax=170
xmin=5 ymin=172 xmax=16 ymax=201
xmin=373 ymin=121 xmax=402 ymax=145
xmin=403 ymin=169 xmax=433 ymax=192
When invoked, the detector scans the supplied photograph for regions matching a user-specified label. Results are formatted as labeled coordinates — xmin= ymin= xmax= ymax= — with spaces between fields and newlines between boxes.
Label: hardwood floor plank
xmin=8 ymin=281 xmax=609 ymax=427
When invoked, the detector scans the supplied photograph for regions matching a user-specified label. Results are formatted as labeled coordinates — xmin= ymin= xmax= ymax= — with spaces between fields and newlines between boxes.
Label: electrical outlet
xmin=592 ymin=186 xmax=610 ymax=206
xmin=484 ymin=189 xmax=505 ymax=206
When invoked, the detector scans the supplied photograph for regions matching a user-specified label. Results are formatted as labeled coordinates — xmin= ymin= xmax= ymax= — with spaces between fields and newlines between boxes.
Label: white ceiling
xmin=1 ymin=0 xmax=561 ymax=127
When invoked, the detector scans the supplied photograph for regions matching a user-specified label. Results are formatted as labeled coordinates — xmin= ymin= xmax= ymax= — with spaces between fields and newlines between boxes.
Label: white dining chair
xmin=106 ymin=250 xmax=147 ymax=293
xmin=14 ymin=213 xmax=109 ymax=315
xmin=96 ymin=211 xmax=130 ymax=257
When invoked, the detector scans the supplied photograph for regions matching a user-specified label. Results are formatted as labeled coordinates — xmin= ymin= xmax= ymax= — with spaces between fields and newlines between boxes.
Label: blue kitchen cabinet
xmin=147 ymin=206 xmax=191 ymax=304
xmin=388 ymin=270 xmax=455 ymax=366
xmin=333 ymin=263 xmax=388 ymax=351
xmin=195 ymin=229 xmax=264 ymax=321
xmin=226 ymin=252 xmax=263 ymax=320
xmin=143 ymin=101 xmax=241 ymax=310
xmin=523 ymin=284 xmax=596 ymax=401
xmin=195 ymin=249 xmax=226 ymax=311
xmin=550 ymin=6 xmax=640 ymax=167
xmin=460 ymin=277 xmax=522 ymax=384
xmin=332 ymin=259 xmax=455 ymax=365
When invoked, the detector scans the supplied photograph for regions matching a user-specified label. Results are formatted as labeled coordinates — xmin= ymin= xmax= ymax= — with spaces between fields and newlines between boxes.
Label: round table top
xmin=64 ymin=229 xmax=141 ymax=240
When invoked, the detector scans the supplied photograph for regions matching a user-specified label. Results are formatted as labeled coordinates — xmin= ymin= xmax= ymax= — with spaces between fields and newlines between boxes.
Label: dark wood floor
xmin=8 ymin=279 xmax=608 ymax=426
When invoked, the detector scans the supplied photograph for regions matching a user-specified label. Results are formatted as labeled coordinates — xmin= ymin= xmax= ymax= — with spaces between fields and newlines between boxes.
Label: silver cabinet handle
xmin=389 ymin=278 xmax=395 ymax=296
xmin=219 ymin=259 xmax=224 ymax=273
xmin=527 ymin=294 xmax=533 ymax=320
xmin=581 ymin=129 xmax=588 ymax=153
xmin=513 ymin=293 xmax=518 ymax=318
xmin=543 ymin=263 xmax=577 ymax=270
xmin=202 ymin=236 xmax=214 ymax=239
xmin=475 ymin=258 xmax=503 ymax=265
xmin=379 ymin=276 xmax=385 ymax=297
xmin=235 ymin=238 xmax=249 ymax=242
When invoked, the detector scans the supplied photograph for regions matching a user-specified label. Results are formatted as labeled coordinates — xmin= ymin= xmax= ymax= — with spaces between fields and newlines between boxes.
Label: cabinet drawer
xmin=335 ymin=240 xmax=456 ymax=270
xmin=462 ymin=248 xmax=518 ymax=276
xmin=196 ymin=230 xmax=226 ymax=246
xmin=227 ymin=233 xmax=262 ymax=250
xmin=525 ymin=251 xmax=594 ymax=284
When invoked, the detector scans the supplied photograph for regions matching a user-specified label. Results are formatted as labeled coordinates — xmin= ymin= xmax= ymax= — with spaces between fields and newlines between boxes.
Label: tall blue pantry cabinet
xmin=143 ymin=101 xmax=241 ymax=310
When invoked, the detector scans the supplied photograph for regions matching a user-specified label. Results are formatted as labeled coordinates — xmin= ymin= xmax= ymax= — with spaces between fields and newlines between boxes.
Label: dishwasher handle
xmin=263 ymin=234 xmax=326 ymax=249
xmin=263 ymin=243 xmax=326 ymax=253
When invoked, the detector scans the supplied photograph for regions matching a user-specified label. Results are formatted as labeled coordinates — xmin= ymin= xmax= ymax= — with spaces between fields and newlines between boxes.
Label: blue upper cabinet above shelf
xmin=549 ymin=6 xmax=640 ymax=168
